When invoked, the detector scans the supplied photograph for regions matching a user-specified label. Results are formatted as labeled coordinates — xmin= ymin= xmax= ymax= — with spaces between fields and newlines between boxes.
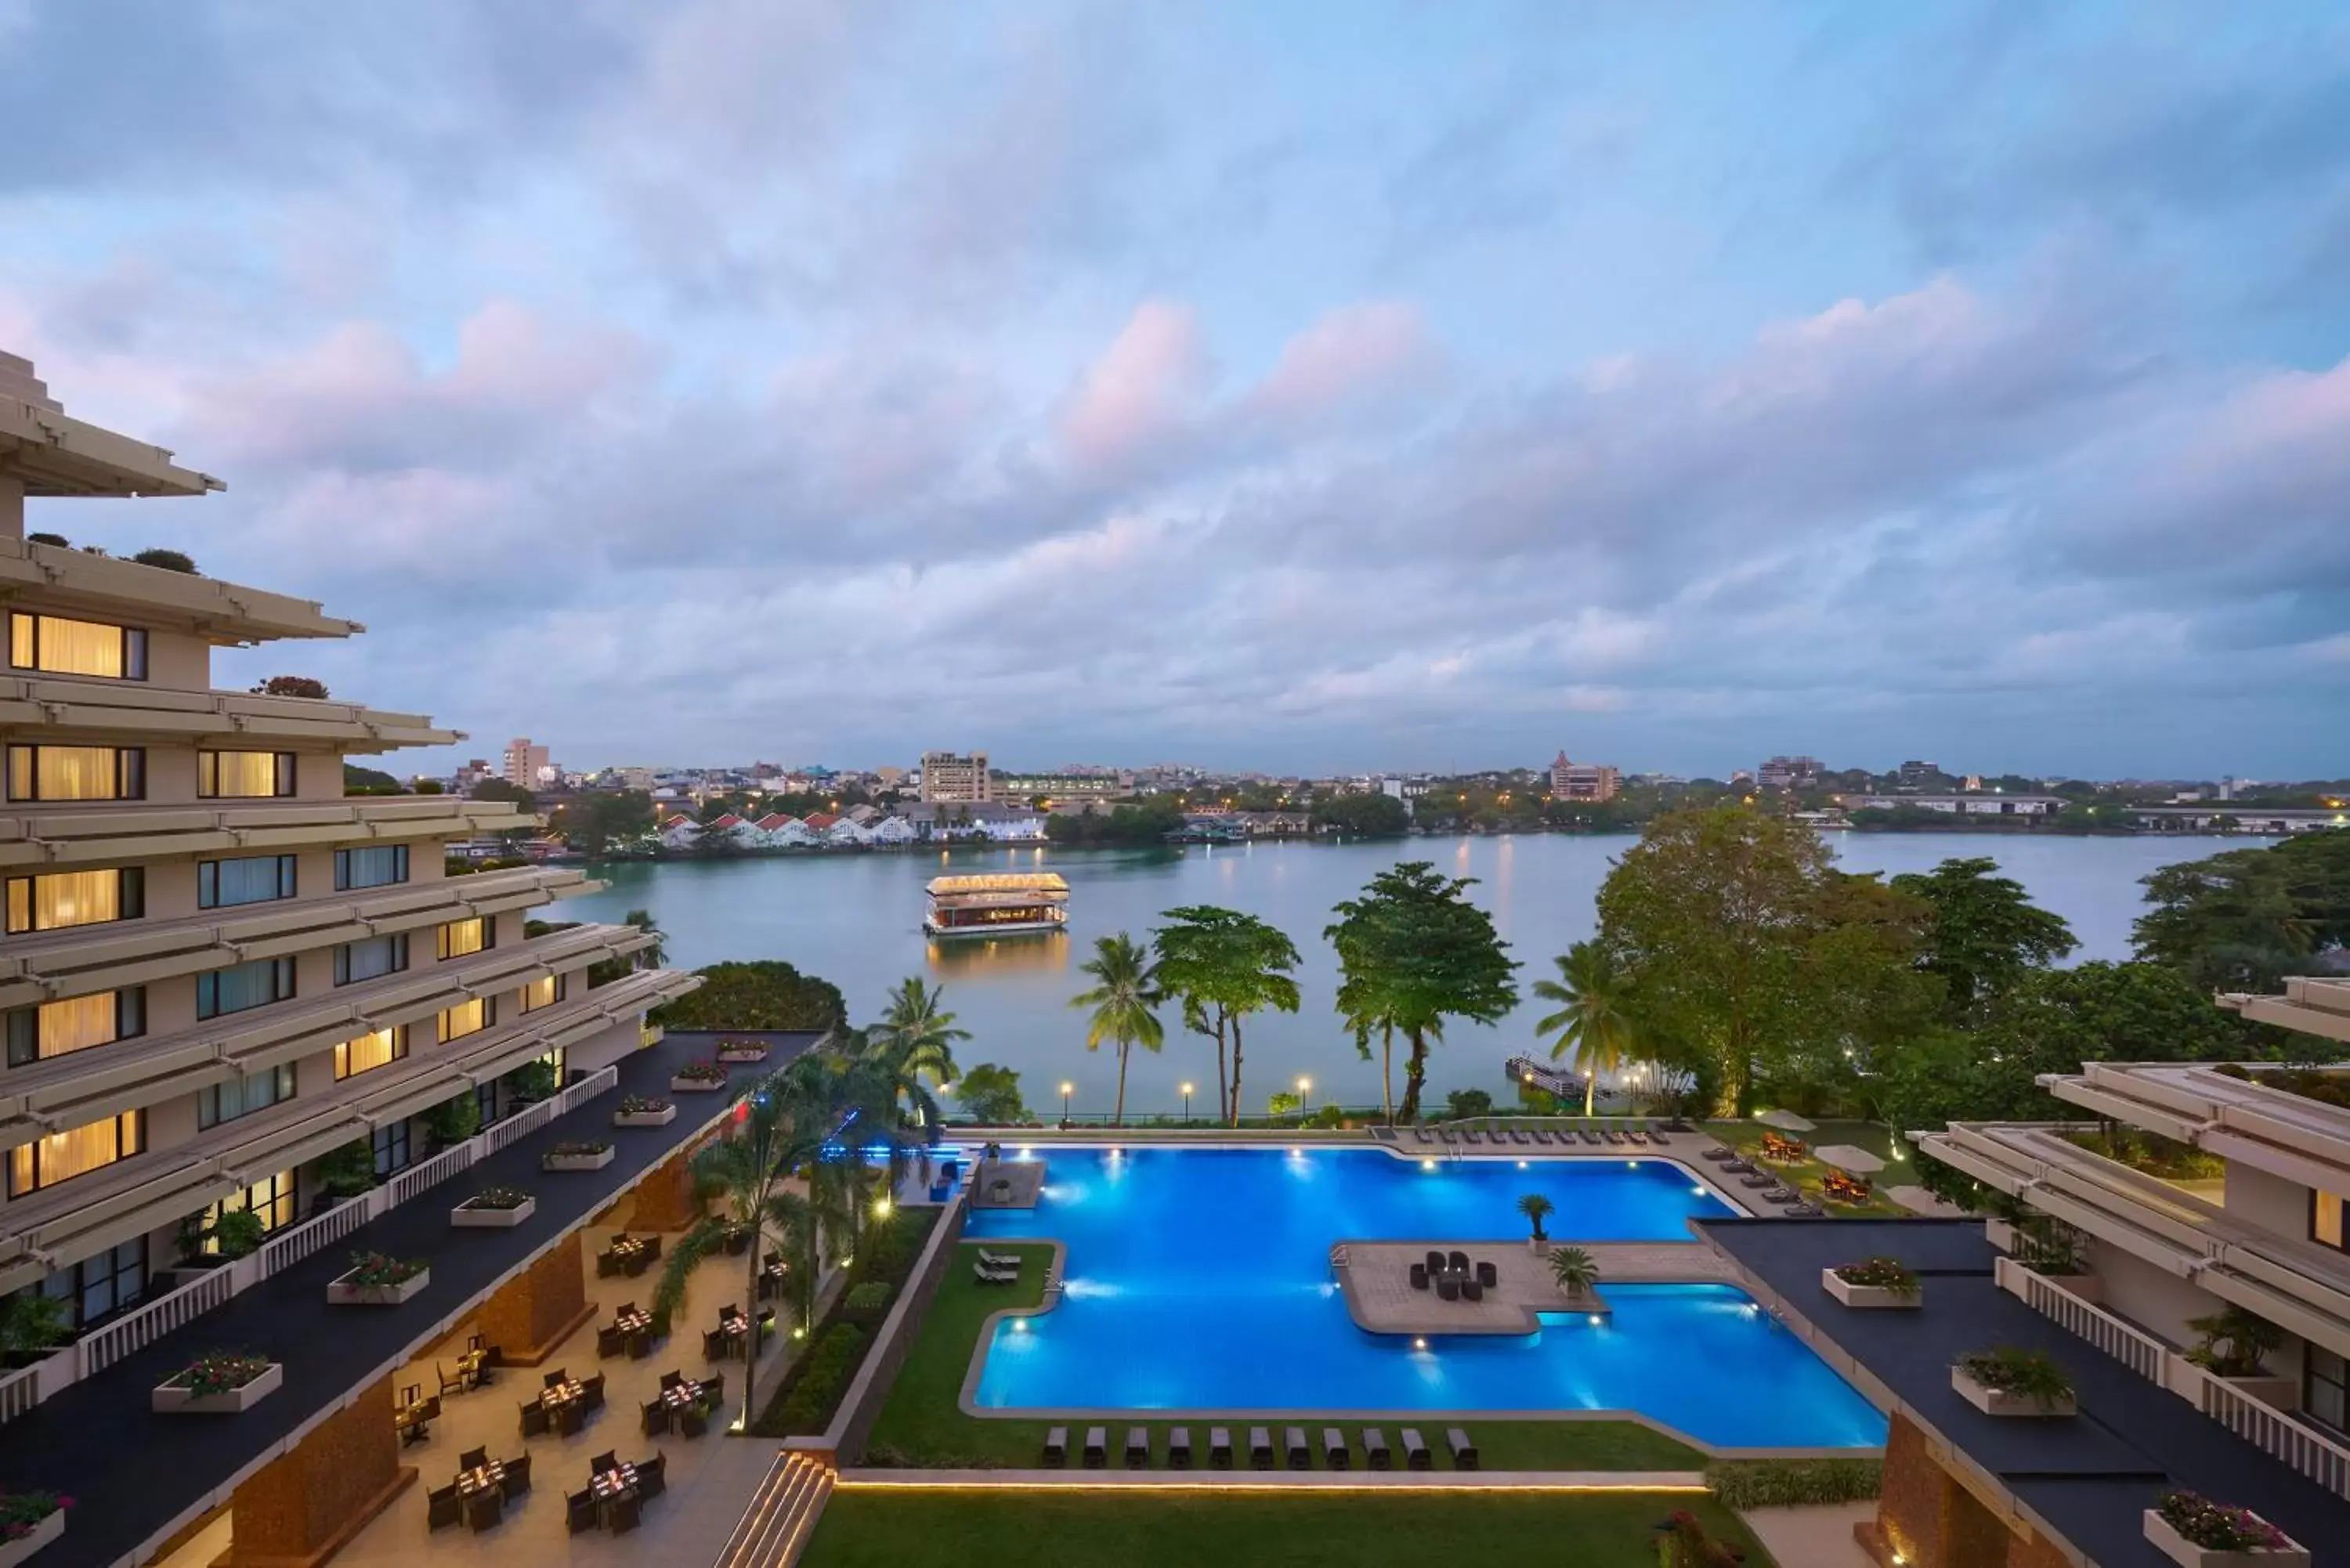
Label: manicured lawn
xmin=1702 ymin=1120 xmax=1912 ymax=1218
xmin=859 ymin=1241 xmax=1705 ymax=1472
xmin=801 ymin=1490 xmax=1770 ymax=1567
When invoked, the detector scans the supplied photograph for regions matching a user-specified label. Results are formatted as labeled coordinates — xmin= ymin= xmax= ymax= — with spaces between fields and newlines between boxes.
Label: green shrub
xmin=758 ymin=1323 xmax=869 ymax=1435
xmin=1705 ymin=1458 xmax=1882 ymax=1509
xmin=421 ymin=1093 xmax=481 ymax=1147
xmin=131 ymin=547 xmax=197 ymax=573
xmin=842 ymin=1281 xmax=895 ymax=1318
xmin=1445 ymin=1088 xmax=1495 ymax=1120
xmin=210 ymin=1209 xmax=266 ymax=1259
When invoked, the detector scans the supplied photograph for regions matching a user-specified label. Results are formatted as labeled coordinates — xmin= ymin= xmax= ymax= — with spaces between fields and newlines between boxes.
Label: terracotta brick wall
xmin=230 ymin=1372 xmax=403 ymax=1566
xmin=628 ymin=1148 xmax=702 ymax=1230
xmin=478 ymin=1232 xmax=588 ymax=1361
xmin=1871 ymin=1414 xmax=2032 ymax=1568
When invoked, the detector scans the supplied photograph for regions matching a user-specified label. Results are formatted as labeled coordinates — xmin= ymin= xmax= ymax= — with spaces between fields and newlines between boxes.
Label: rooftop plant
xmin=2213 ymin=1060 xmax=2350 ymax=1110
xmin=130 ymin=547 xmax=196 ymax=573
xmin=0 ymin=1491 xmax=70 ymax=1541
xmin=1833 ymin=1257 xmax=1920 ymax=1299
xmin=1954 ymin=1346 xmax=2071 ymax=1404
xmin=2014 ymin=1215 xmax=2087 ymax=1277
xmin=2185 ymin=1306 xmax=2282 ymax=1378
xmin=209 ymin=1208 xmax=267 ymax=1260
xmin=1549 ymin=1243 xmax=1600 ymax=1296
xmin=250 ymin=675 xmax=330 ymax=699
xmin=617 ymin=1094 xmax=671 ymax=1114
xmin=675 ymin=1061 xmax=730 ymax=1083
xmin=25 ymin=532 xmax=68 ymax=547
xmin=549 ymin=1140 xmax=612 ymax=1158
xmin=0 ymin=1292 xmax=72 ymax=1357
xmin=465 ymin=1187 xmax=533 ymax=1210
xmin=342 ymin=1252 xmax=427 ymax=1288
xmin=2155 ymin=1490 xmax=2294 ymax=1552
xmin=168 ymin=1351 xmax=273 ymax=1398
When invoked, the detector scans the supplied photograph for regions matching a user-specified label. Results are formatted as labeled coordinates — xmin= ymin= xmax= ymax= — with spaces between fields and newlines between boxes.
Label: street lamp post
xmin=1296 ymin=1075 xmax=1312 ymax=1125
xmin=1180 ymin=1082 xmax=1195 ymax=1125
xmin=1060 ymin=1081 xmax=1074 ymax=1125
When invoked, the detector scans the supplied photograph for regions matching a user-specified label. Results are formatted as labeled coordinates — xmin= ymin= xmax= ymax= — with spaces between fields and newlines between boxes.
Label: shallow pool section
xmin=963 ymin=1147 xmax=1885 ymax=1450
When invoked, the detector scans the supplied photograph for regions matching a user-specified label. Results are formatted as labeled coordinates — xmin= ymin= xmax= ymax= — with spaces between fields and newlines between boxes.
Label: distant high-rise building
xmin=1758 ymin=755 xmax=1823 ymax=791
xmin=920 ymin=750 xmax=992 ymax=803
xmin=1896 ymin=759 xmax=1943 ymax=789
xmin=503 ymin=737 xmax=549 ymax=789
xmin=1549 ymin=750 xmax=1621 ymax=802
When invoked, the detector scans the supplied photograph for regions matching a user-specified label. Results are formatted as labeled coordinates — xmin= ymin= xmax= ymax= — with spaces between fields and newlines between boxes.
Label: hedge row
xmin=1705 ymin=1458 xmax=1883 ymax=1509
xmin=762 ymin=1324 xmax=869 ymax=1436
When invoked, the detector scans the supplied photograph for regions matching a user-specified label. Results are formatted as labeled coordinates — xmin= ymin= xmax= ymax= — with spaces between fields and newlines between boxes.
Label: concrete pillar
xmin=1860 ymin=1414 xmax=2021 ymax=1568
xmin=627 ymin=1147 xmax=703 ymax=1232
xmin=227 ymin=1372 xmax=414 ymax=1567
xmin=0 ymin=475 xmax=23 ymax=540
xmin=476 ymin=1231 xmax=595 ymax=1366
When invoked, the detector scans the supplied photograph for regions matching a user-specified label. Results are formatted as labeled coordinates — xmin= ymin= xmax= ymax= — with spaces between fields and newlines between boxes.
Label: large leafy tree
xmin=1891 ymin=856 xmax=2077 ymax=1013
xmin=1531 ymin=941 xmax=1637 ymax=1118
xmin=1325 ymin=863 xmax=1518 ymax=1122
xmin=2133 ymin=832 xmax=2350 ymax=992
xmin=650 ymin=960 xmax=847 ymax=1033
xmin=550 ymin=790 xmax=656 ymax=856
xmin=1152 ymin=906 xmax=1303 ymax=1125
xmin=1070 ymin=933 xmax=1164 ymax=1126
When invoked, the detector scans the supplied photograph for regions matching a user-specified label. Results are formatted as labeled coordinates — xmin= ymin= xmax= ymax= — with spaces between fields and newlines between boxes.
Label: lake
xmin=567 ymin=832 xmax=2235 ymax=1118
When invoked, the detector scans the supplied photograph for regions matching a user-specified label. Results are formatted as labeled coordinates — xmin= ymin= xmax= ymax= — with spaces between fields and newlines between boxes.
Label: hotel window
xmin=371 ymin=1120 xmax=411 ymax=1179
xmin=9 ymin=612 xmax=147 ymax=681
xmin=5 ymin=744 xmax=144 ymax=803
xmin=31 ymin=1237 xmax=147 ymax=1331
xmin=436 ymin=916 xmax=493 ymax=961
xmin=5 ymin=867 xmax=143 ymax=935
xmin=334 ymin=933 xmax=409 ymax=986
xmin=473 ymin=1077 xmax=499 ymax=1130
xmin=334 ymin=844 xmax=410 ymax=891
xmin=197 ymin=1064 xmax=296 ymax=1130
xmin=197 ymin=750 xmax=296 ymax=799
xmin=5 ymin=987 xmax=144 ymax=1068
xmin=7 ymin=1109 xmax=143 ymax=1197
xmin=334 ymin=1025 xmax=408 ymax=1080
xmin=197 ymin=854 xmax=298 ymax=910
xmin=2316 ymin=1190 xmax=2346 ymax=1254
xmin=436 ymin=997 xmax=491 ymax=1044
xmin=195 ymin=956 xmax=296 ymax=1020
xmin=519 ymin=973 xmax=566 ymax=1014
xmin=199 ymin=1171 xmax=293 ymax=1248
xmin=2310 ymin=1345 xmax=2348 ymax=1438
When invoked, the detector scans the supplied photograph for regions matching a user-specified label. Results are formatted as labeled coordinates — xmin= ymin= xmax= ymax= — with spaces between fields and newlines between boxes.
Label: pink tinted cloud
xmin=1055 ymin=298 xmax=1206 ymax=472
xmin=1248 ymin=300 xmax=1436 ymax=423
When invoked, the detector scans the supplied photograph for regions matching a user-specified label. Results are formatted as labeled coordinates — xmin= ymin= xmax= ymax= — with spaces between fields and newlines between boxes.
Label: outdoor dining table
xmin=659 ymin=1377 xmax=707 ymax=1414
xmin=457 ymin=1349 xmax=492 ymax=1389
xmin=589 ymin=1461 xmax=640 ymax=1526
xmin=602 ymin=1236 xmax=654 ymax=1277
xmin=756 ymin=1260 xmax=786 ymax=1300
xmin=455 ymin=1461 xmax=507 ymax=1499
xmin=612 ymin=1307 xmax=655 ymax=1353
xmin=394 ymin=1400 xmax=433 ymax=1445
xmin=539 ymin=1377 xmax=587 ymax=1434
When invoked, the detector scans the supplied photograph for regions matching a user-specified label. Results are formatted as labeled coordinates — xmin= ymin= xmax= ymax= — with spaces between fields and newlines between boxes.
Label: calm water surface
xmin=570 ymin=832 xmax=2236 ymax=1115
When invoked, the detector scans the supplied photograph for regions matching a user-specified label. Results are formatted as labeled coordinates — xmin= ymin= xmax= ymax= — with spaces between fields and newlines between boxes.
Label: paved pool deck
xmin=1335 ymin=1241 xmax=1737 ymax=1335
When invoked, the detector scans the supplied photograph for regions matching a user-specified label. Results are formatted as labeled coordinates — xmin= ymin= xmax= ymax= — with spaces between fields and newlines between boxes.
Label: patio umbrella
xmin=1753 ymin=1109 xmax=1816 ymax=1133
xmin=1813 ymin=1144 xmax=1885 ymax=1176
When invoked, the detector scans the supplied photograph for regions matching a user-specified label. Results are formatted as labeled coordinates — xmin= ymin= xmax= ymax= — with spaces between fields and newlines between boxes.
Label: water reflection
xmin=926 ymin=933 xmax=1072 ymax=977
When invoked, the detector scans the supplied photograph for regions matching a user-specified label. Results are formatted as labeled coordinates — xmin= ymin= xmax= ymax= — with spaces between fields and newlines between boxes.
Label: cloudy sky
xmin=6 ymin=2 xmax=2348 ymax=780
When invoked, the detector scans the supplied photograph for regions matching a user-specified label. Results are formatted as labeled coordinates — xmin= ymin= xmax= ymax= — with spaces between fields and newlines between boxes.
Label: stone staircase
xmin=714 ymin=1450 xmax=835 ymax=1568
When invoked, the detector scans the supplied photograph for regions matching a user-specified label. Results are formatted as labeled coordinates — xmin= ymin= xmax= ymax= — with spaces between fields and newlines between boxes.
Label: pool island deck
xmin=1333 ymin=1240 xmax=1739 ymax=1335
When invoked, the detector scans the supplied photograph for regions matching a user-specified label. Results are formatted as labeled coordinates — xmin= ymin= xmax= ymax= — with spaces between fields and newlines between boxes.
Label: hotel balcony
xmin=0 ymin=862 xmax=594 ymax=1010
xmin=0 ymin=921 xmax=656 ymax=1139
xmin=0 ymin=795 xmax=537 ymax=869
xmin=0 ymin=674 xmax=457 ymax=750
xmin=0 ymin=965 xmax=699 ymax=1295
xmin=0 ymin=535 xmax=357 ymax=645
xmin=1916 ymin=1120 xmax=2350 ymax=1365
xmin=2225 ymin=975 xmax=2350 ymax=1046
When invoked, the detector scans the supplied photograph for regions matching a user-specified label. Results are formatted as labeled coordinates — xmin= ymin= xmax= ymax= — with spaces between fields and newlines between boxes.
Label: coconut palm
xmin=1532 ymin=941 xmax=1639 ymax=1118
xmin=1070 ymin=933 xmax=1163 ymax=1125
xmin=622 ymin=909 xmax=667 ymax=967
xmin=872 ymin=976 xmax=970 ymax=1087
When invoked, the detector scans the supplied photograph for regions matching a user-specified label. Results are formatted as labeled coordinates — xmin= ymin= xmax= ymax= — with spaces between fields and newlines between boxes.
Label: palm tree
xmin=1517 ymin=1192 xmax=1554 ymax=1243
xmin=871 ymin=977 xmax=969 ymax=1088
xmin=1070 ymin=933 xmax=1162 ymax=1126
xmin=649 ymin=1061 xmax=829 ymax=1432
xmin=1532 ymin=941 xmax=1638 ymax=1118
xmin=1549 ymin=1244 xmax=1600 ymax=1300
xmin=622 ymin=909 xmax=667 ymax=968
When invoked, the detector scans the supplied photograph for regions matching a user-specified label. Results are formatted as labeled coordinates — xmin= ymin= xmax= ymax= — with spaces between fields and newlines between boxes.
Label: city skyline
xmin=4 ymin=4 xmax=2346 ymax=777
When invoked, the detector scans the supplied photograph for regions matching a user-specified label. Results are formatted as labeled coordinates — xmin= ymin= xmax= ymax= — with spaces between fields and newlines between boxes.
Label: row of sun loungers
xmin=1409 ymin=1123 xmax=1672 ymax=1148
xmin=1042 ymin=1425 xmax=1477 ymax=1471
xmin=973 ymin=1247 xmax=1025 ymax=1286
xmin=1696 ymin=1144 xmax=1827 ymax=1216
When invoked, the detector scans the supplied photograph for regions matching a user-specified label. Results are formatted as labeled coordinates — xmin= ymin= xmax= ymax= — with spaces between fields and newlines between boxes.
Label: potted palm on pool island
xmin=153 ymin=1352 xmax=280 ymax=1414
xmin=671 ymin=1061 xmax=729 ymax=1093
xmin=1951 ymin=1347 xmax=2075 ymax=1418
xmin=326 ymin=1252 xmax=429 ymax=1306
xmin=1823 ymin=1256 xmax=1921 ymax=1309
xmin=0 ymin=1493 xmax=68 ymax=1566
xmin=2143 ymin=1492 xmax=2309 ymax=1566
xmin=613 ymin=1094 xmax=676 ymax=1128
xmin=451 ymin=1187 xmax=536 ymax=1228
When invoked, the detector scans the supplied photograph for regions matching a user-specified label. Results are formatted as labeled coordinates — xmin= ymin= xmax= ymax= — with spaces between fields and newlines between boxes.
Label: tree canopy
xmin=649 ymin=959 xmax=846 ymax=1033
xmin=551 ymin=790 xmax=656 ymax=855
xmin=953 ymin=1062 xmax=1028 ymax=1123
xmin=1892 ymin=856 xmax=2077 ymax=1013
xmin=1070 ymin=932 xmax=1164 ymax=1125
xmin=1531 ymin=941 xmax=1637 ymax=1118
xmin=1325 ymin=862 xmax=1517 ymax=1122
xmin=470 ymin=776 xmax=536 ymax=811
xmin=1152 ymin=905 xmax=1302 ymax=1125
xmin=2133 ymin=830 xmax=2350 ymax=992
xmin=1310 ymin=792 xmax=1409 ymax=836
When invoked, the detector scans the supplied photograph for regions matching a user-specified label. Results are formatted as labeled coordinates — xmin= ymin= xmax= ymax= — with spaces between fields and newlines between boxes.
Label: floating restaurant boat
xmin=923 ymin=872 xmax=1071 ymax=938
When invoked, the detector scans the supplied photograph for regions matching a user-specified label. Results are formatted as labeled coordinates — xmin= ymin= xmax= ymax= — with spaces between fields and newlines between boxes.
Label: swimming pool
xmin=963 ymin=1147 xmax=1887 ymax=1451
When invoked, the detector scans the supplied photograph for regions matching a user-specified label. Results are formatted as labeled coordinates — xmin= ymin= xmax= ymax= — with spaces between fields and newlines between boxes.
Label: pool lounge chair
xmin=1624 ymin=1128 xmax=1649 ymax=1145
xmin=1531 ymin=1129 xmax=1556 ymax=1145
xmin=1324 ymin=1427 xmax=1350 ymax=1469
xmin=1739 ymin=1172 xmax=1776 ymax=1188
xmin=1509 ymin=1129 xmax=1531 ymax=1145
xmin=1701 ymin=1145 xmax=1733 ymax=1161
xmin=1249 ymin=1427 xmax=1274 ymax=1470
xmin=1578 ymin=1129 xmax=1604 ymax=1146
xmin=1762 ymin=1186 xmax=1799 ymax=1204
xmin=1412 ymin=1127 xmax=1434 ymax=1144
xmin=1209 ymin=1427 xmax=1233 ymax=1469
xmin=1363 ymin=1428 xmax=1390 ymax=1469
xmin=1168 ymin=1428 xmax=1192 ymax=1469
xmin=1461 ymin=1129 xmax=1483 ymax=1145
xmin=976 ymin=1248 xmax=1021 ymax=1269
xmin=1784 ymin=1201 xmax=1825 ymax=1218
xmin=1083 ymin=1427 xmax=1107 ymax=1469
xmin=1401 ymin=1429 xmax=1431 ymax=1471
xmin=1285 ymin=1426 xmax=1310 ymax=1469
xmin=1448 ymin=1428 xmax=1480 ymax=1470
xmin=1602 ymin=1128 xmax=1626 ymax=1145
xmin=1126 ymin=1427 xmax=1150 ymax=1469
xmin=1723 ymin=1158 xmax=1758 ymax=1174
xmin=974 ymin=1263 xmax=1018 ymax=1285
xmin=1437 ymin=1129 xmax=1459 ymax=1145
xmin=1649 ymin=1129 xmax=1673 ymax=1146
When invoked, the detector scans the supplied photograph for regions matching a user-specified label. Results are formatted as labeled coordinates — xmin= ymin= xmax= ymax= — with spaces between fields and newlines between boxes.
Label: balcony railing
xmin=1994 ymin=1256 xmax=2170 ymax=1384
xmin=387 ymin=1142 xmax=474 ymax=1208
xmin=2193 ymin=1373 xmax=2350 ymax=1500
xmin=79 ymin=1264 xmax=236 ymax=1378
xmin=258 ymin=1192 xmax=372 ymax=1277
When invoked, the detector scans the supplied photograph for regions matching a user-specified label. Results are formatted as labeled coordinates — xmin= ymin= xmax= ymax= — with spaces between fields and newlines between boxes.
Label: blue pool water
xmin=963 ymin=1147 xmax=1886 ymax=1450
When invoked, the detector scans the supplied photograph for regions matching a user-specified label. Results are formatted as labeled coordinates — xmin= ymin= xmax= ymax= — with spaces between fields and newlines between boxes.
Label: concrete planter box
xmin=1985 ymin=1219 xmax=2019 ymax=1252
xmin=2144 ymin=1509 xmax=2308 ymax=1567
xmin=1823 ymin=1268 xmax=1920 ymax=1310
xmin=542 ymin=1147 xmax=615 ymax=1172
xmin=0 ymin=1505 xmax=64 ymax=1566
xmin=153 ymin=1361 xmax=282 ymax=1414
xmin=2218 ymin=1374 xmax=2300 ymax=1411
xmin=716 ymin=1046 xmax=768 ymax=1064
xmin=670 ymin=1074 xmax=728 ymax=1093
xmin=1952 ymin=1365 xmax=2075 ymax=1418
xmin=326 ymin=1266 xmax=429 ymax=1306
xmin=614 ymin=1105 xmax=676 ymax=1129
xmin=451 ymin=1197 xmax=537 ymax=1229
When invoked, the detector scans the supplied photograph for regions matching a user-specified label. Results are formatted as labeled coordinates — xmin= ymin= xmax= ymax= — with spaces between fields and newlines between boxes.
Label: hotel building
xmin=1548 ymin=751 xmax=1619 ymax=803
xmin=918 ymin=750 xmax=991 ymax=804
xmin=0 ymin=352 xmax=725 ymax=1568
